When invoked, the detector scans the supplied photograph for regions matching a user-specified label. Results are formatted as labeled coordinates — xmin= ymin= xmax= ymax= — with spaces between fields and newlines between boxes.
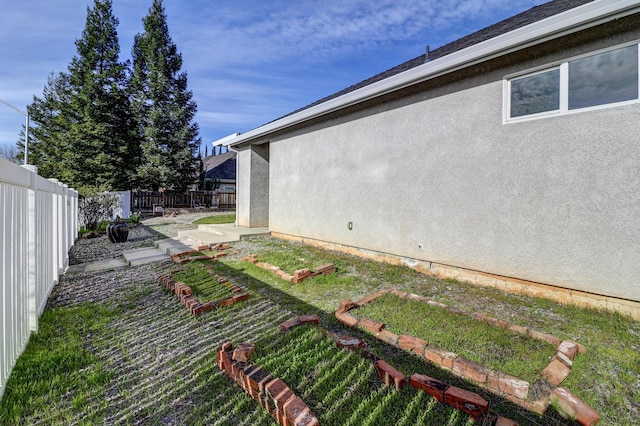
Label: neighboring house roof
xmin=203 ymin=151 xmax=235 ymax=171
xmin=231 ymin=0 xmax=639 ymax=147
xmin=204 ymin=151 xmax=236 ymax=181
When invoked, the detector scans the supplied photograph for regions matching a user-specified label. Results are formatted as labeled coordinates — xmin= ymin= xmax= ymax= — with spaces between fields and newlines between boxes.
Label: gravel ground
xmin=69 ymin=225 xmax=163 ymax=265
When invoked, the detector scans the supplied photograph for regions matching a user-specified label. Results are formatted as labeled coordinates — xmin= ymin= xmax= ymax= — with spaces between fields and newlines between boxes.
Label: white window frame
xmin=503 ymin=41 xmax=640 ymax=124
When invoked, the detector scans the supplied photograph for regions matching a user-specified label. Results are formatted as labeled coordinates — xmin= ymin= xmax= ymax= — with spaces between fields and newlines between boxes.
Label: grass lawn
xmin=354 ymin=293 xmax=557 ymax=384
xmin=0 ymin=305 xmax=117 ymax=422
xmin=226 ymin=237 xmax=640 ymax=425
xmin=250 ymin=325 xmax=461 ymax=425
xmin=192 ymin=214 xmax=236 ymax=225
xmin=1 ymin=234 xmax=638 ymax=425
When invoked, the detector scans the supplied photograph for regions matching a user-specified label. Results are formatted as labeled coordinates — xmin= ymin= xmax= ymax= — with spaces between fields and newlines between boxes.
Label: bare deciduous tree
xmin=0 ymin=144 xmax=20 ymax=164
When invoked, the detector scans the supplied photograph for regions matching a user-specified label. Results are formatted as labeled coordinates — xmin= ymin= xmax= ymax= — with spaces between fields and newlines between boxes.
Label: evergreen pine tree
xmin=65 ymin=0 xmax=139 ymax=193
xmin=20 ymin=72 xmax=73 ymax=179
xmin=131 ymin=0 xmax=201 ymax=192
xmin=197 ymin=152 xmax=205 ymax=190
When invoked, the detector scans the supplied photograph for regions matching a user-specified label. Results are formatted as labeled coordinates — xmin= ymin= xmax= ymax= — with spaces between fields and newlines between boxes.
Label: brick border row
xmin=156 ymin=265 xmax=250 ymax=315
xmin=157 ymin=274 xmax=214 ymax=315
xmin=170 ymin=244 xmax=239 ymax=264
xmin=242 ymin=255 xmax=335 ymax=284
xmin=197 ymin=242 xmax=232 ymax=252
xmin=203 ymin=264 xmax=252 ymax=307
xmin=334 ymin=289 xmax=599 ymax=425
xmin=170 ymin=249 xmax=220 ymax=264
xmin=216 ymin=340 xmax=319 ymax=426
xmin=279 ymin=314 xmax=320 ymax=331
xmin=197 ymin=242 xmax=239 ymax=258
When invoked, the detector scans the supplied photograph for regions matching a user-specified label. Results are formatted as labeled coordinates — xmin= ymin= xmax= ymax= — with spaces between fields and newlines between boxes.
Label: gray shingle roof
xmin=203 ymin=151 xmax=235 ymax=171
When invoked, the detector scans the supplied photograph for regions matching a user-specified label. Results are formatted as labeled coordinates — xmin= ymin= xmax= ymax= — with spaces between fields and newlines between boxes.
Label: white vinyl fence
xmin=0 ymin=158 xmax=78 ymax=402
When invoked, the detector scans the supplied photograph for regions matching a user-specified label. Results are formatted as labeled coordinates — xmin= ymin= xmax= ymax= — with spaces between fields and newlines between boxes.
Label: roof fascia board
xmin=231 ymin=0 xmax=640 ymax=147
xmin=213 ymin=132 xmax=241 ymax=147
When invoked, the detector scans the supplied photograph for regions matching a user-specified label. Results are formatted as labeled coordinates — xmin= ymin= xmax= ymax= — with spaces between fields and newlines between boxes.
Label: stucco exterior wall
xmin=236 ymin=144 xmax=269 ymax=227
xmin=267 ymin=27 xmax=640 ymax=302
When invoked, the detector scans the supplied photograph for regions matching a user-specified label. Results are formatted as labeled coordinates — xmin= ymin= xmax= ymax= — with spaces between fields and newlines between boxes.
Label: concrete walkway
xmin=65 ymin=224 xmax=270 ymax=273
xmin=65 ymin=257 xmax=129 ymax=273
xmin=174 ymin=223 xmax=270 ymax=248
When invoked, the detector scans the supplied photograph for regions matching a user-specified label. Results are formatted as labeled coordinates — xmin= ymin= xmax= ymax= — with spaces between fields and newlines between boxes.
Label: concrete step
xmin=155 ymin=238 xmax=197 ymax=255
xmin=122 ymin=247 xmax=169 ymax=266
xmin=66 ymin=237 xmax=199 ymax=275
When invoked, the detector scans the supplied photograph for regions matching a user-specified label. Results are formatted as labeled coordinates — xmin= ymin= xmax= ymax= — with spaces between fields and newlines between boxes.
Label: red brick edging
xmin=217 ymin=340 xmax=319 ymax=426
xmin=170 ymin=249 xmax=218 ymax=264
xmin=156 ymin=274 xmax=213 ymax=315
xmin=156 ymin=266 xmax=250 ymax=315
xmin=242 ymin=255 xmax=335 ymax=284
xmin=334 ymin=289 xmax=599 ymax=425
xmin=279 ymin=314 xmax=320 ymax=331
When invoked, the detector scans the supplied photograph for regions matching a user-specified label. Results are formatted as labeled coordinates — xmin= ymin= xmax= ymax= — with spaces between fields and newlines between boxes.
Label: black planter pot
xmin=107 ymin=222 xmax=130 ymax=243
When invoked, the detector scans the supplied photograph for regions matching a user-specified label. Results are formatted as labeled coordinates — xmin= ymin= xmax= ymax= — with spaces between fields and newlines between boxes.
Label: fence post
xmin=23 ymin=165 xmax=39 ymax=332
xmin=66 ymin=185 xmax=75 ymax=251
xmin=74 ymin=191 xmax=78 ymax=239
xmin=57 ymin=183 xmax=64 ymax=272
xmin=70 ymin=189 xmax=76 ymax=251
xmin=48 ymin=179 xmax=61 ymax=278
xmin=61 ymin=184 xmax=69 ymax=268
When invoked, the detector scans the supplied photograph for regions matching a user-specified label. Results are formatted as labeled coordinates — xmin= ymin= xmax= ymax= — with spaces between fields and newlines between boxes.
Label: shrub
xmin=128 ymin=212 xmax=141 ymax=224
xmin=79 ymin=193 xmax=121 ymax=231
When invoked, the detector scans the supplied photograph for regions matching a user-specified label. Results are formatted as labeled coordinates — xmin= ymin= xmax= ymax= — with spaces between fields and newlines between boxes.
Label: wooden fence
xmin=0 ymin=159 xmax=78 ymax=402
xmin=216 ymin=192 xmax=236 ymax=210
xmin=132 ymin=190 xmax=235 ymax=215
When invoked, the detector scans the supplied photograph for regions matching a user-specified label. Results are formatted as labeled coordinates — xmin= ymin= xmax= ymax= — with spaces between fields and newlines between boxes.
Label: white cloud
xmin=198 ymin=110 xmax=261 ymax=127
xmin=193 ymin=74 xmax=306 ymax=132
xmin=174 ymin=0 xmax=547 ymax=72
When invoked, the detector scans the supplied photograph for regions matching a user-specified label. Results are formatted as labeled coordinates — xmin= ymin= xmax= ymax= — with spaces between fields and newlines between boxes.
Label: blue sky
xmin=0 ymin=0 xmax=547 ymax=153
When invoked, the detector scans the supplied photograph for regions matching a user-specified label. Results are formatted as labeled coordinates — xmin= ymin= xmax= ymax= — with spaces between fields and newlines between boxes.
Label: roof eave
xmin=230 ymin=0 xmax=640 ymax=148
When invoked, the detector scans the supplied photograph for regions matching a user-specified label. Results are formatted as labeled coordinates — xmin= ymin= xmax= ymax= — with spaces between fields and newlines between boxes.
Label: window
xmin=568 ymin=44 xmax=638 ymax=109
xmin=510 ymin=68 xmax=560 ymax=117
xmin=506 ymin=43 xmax=639 ymax=121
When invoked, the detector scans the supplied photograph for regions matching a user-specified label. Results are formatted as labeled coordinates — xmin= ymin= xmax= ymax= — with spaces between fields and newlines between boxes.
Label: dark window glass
xmin=510 ymin=69 xmax=560 ymax=117
xmin=569 ymin=45 xmax=638 ymax=110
